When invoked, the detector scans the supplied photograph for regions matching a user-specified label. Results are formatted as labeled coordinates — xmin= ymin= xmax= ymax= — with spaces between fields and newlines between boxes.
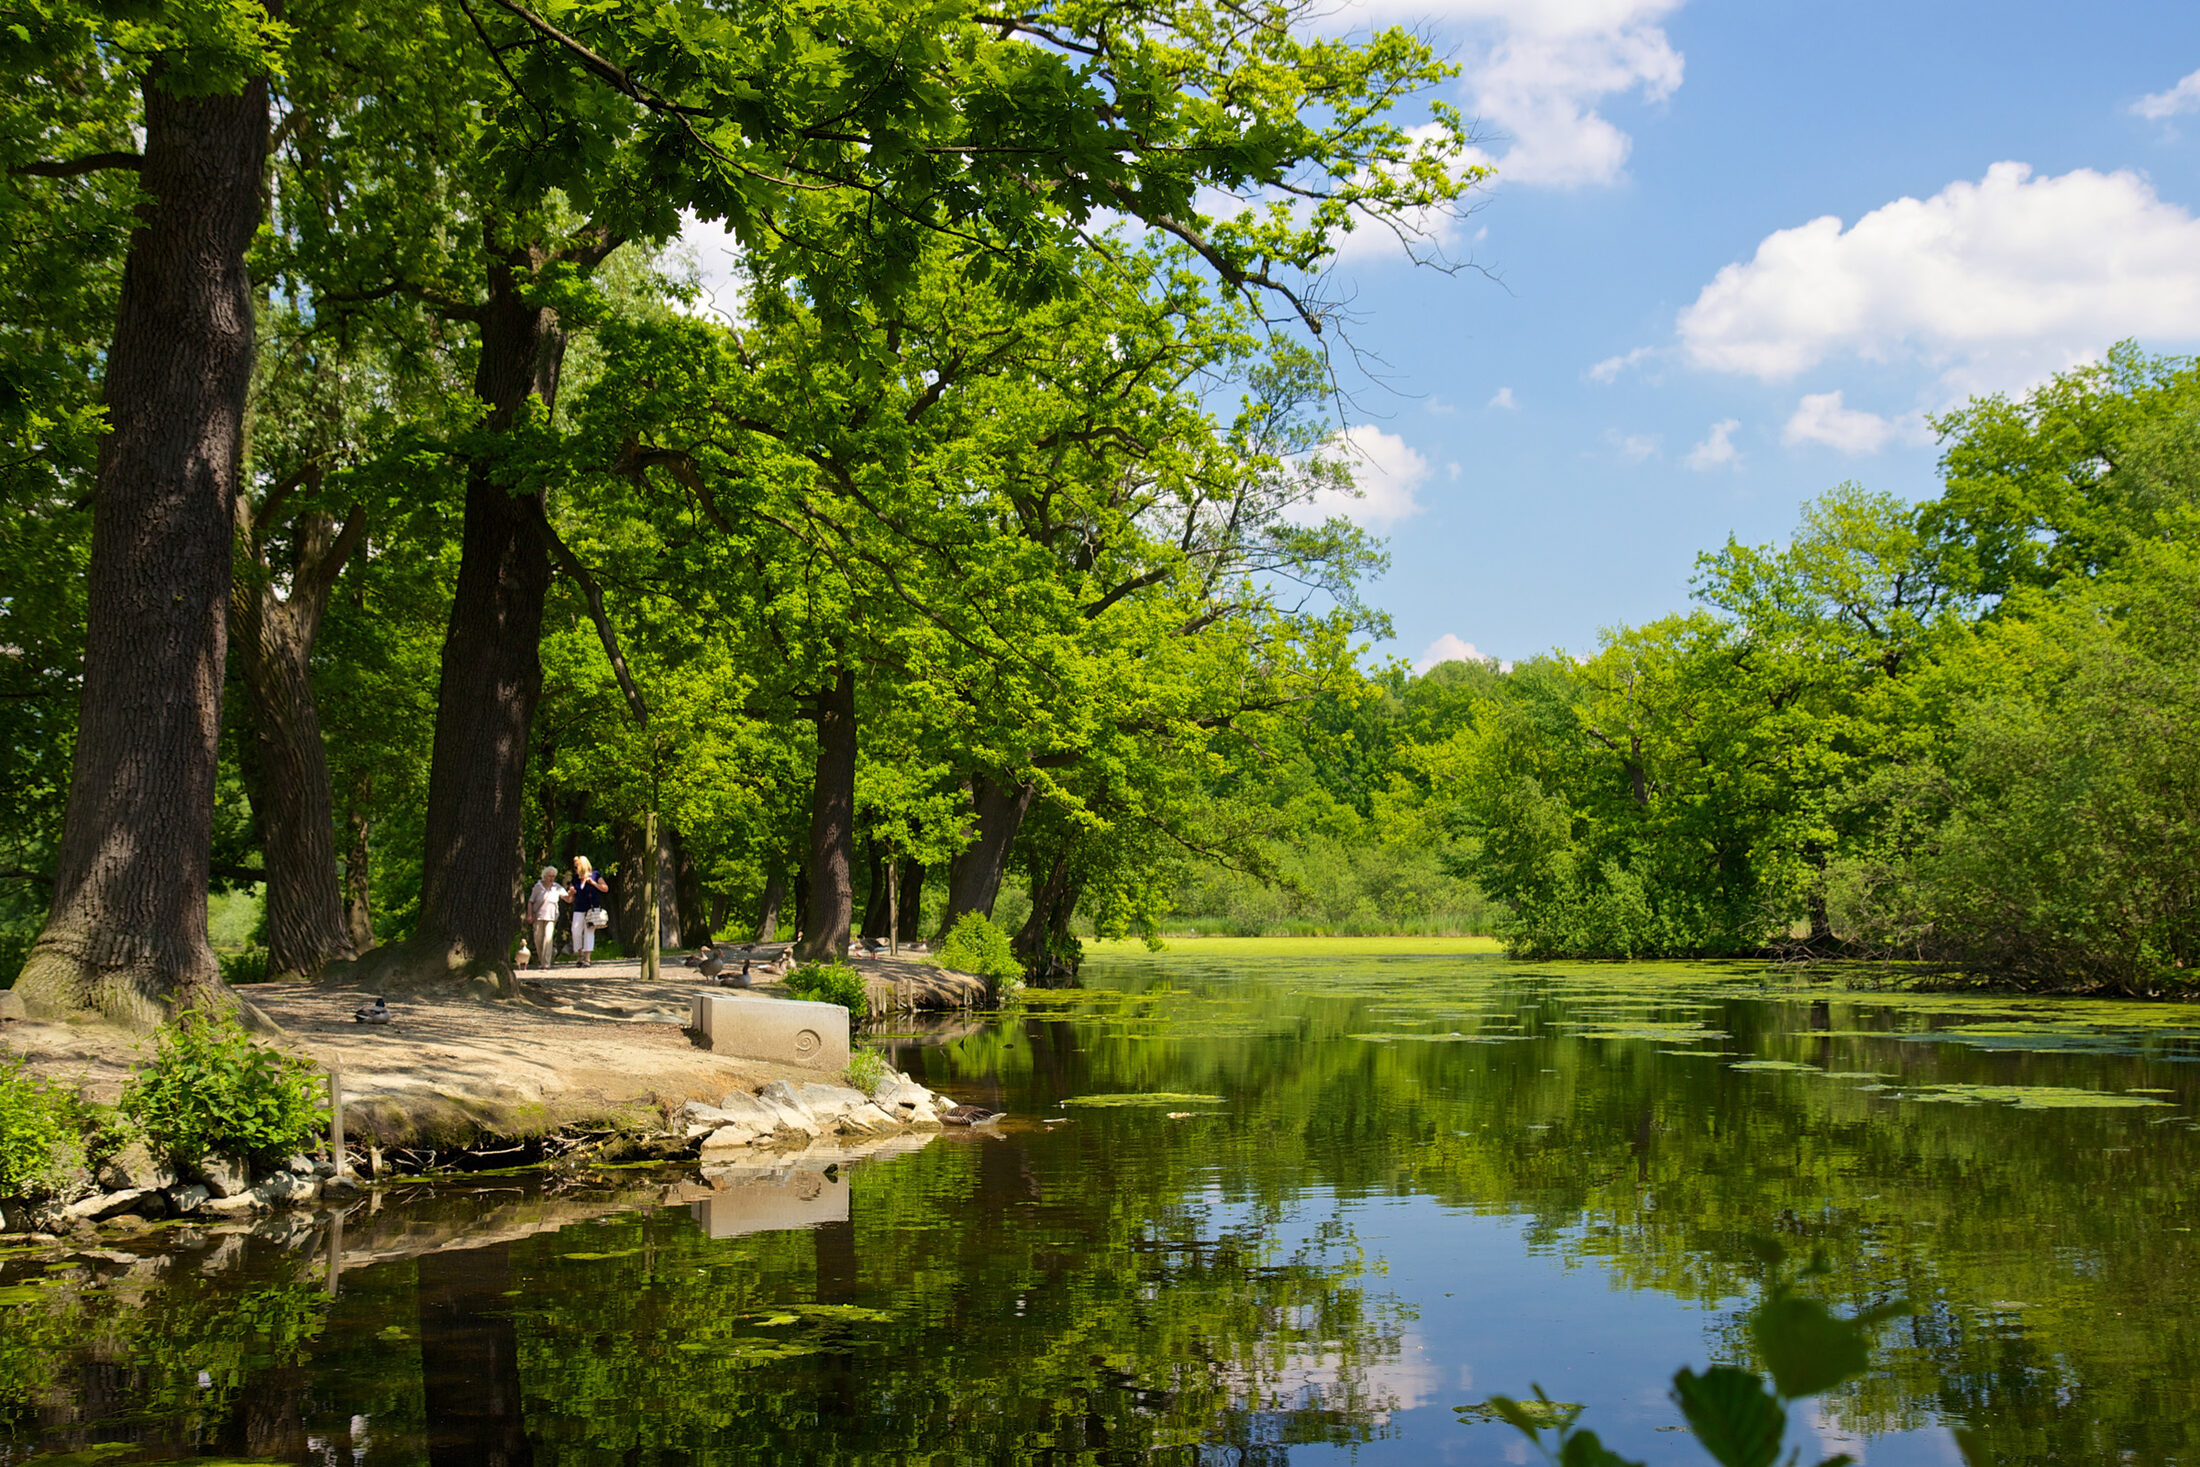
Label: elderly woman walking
xmin=525 ymin=866 xmax=566 ymax=968
xmin=568 ymin=856 xmax=611 ymax=968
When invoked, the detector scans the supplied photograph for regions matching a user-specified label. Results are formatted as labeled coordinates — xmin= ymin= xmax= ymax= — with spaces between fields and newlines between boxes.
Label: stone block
xmin=202 ymin=1191 xmax=261 ymax=1216
xmin=837 ymin=1102 xmax=898 ymax=1135
xmin=253 ymin=1173 xmax=319 ymax=1208
xmin=714 ymin=1091 xmax=778 ymax=1127
xmin=165 ymin=1183 xmax=211 ymax=1216
xmin=690 ymin=992 xmax=849 ymax=1071
xmin=754 ymin=1081 xmax=823 ymax=1136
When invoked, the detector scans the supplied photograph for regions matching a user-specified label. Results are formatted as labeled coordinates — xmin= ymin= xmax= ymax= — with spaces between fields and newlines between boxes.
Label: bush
xmin=933 ymin=912 xmax=1022 ymax=987
xmin=120 ymin=1012 xmax=328 ymax=1169
xmin=844 ymin=1048 xmax=888 ymax=1094
xmin=781 ymin=962 xmax=870 ymax=1023
xmin=217 ymin=948 xmax=270 ymax=985
xmin=0 ymin=1055 xmax=82 ymax=1199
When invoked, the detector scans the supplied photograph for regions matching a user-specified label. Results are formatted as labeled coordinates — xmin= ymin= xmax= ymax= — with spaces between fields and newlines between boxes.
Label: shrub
xmin=0 ymin=1055 xmax=82 ymax=1198
xmin=843 ymin=1049 xmax=888 ymax=1094
xmin=934 ymin=912 xmax=1022 ymax=987
xmin=120 ymin=1012 xmax=328 ymax=1169
xmin=782 ymin=961 xmax=870 ymax=1023
xmin=217 ymin=948 xmax=270 ymax=985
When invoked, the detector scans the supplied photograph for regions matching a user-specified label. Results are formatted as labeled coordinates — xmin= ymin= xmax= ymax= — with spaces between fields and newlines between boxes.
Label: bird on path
xmin=353 ymin=996 xmax=391 ymax=1025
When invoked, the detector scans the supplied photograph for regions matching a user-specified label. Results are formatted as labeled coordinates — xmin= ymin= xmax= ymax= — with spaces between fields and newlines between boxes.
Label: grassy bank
xmin=1084 ymin=934 xmax=1505 ymax=959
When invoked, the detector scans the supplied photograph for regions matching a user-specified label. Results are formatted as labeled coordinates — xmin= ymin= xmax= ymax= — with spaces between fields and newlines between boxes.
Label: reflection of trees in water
xmin=418 ymin=1243 xmax=533 ymax=1467
xmin=916 ymin=968 xmax=2200 ymax=1462
xmin=501 ymin=1131 xmax=1409 ymax=1462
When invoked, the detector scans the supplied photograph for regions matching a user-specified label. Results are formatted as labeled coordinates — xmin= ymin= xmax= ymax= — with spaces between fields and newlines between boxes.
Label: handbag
xmin=587 ymin=908 xmax=609 ymax=929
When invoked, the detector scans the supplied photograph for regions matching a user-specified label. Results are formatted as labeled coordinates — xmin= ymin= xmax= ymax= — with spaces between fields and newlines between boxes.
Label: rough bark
xmin=940 ymin=777 xmax=1035 ymax=932
xmin=1015 ymin=854 xmax=1084 ymax=987
xmin=859 ymin=839 xmax=890 ymax=939
xmin=895 ymin=861 xmax=926 ymax=944
xmin=671 ymin=828 xmax=709 ymax=946
xmin=754 ymin=864 xmax=786 ymax=941
xmin=15 ymin=70 xmax=269 ymax=1031
xmin=613 ymin=817 xmax=684 ymax=953
xmin=347 ymin=247 xmax=564 ymax=994
xmin=796 ymin=668 xmax=858 ymax=964
xmin=231 ymin=491 xmax=363 ymax=980
xmin=342 ymin=796 xmax=375 ymax=953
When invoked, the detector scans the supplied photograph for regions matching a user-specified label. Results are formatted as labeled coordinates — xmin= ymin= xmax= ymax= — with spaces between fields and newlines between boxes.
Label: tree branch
xmin=9 ymin=151 xmax=142 ymax=178
xmin=531 ymin=506 xmax=650 ymax=728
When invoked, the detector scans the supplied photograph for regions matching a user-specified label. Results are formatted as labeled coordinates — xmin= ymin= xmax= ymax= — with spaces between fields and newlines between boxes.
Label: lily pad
xmin=1729 ymin=1060 xmax=1822 ymax=1072
xmin=1901 ymin=1084 xmax=2171 ymax=1110
xmin=1062 ymin=1093 xmax=1225 ymax=1108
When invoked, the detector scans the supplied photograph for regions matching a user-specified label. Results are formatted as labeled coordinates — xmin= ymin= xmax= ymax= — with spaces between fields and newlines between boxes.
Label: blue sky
xmin=1290 ymin=0 xmax=2200 ymax=669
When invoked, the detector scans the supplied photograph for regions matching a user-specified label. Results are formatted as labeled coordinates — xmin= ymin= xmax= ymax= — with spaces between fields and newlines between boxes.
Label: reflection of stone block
xmin=687 ymin=1167 xmax=849 ymax=1239
xmin=690 ymin=992 xmax=849 ymax=1071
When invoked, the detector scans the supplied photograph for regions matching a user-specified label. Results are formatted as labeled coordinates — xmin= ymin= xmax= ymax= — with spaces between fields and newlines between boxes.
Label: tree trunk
xmin=232 ymin=500 xmax=362 ymax=981
xmin=612 ymin=818 xmax=649 ymax=954
xmin=1013 ymin=851 xmax=1071 ymax=967
xmin=342 ymin=795 xmax=375 ymax=953
xmin=754 ymin=863 xmax=786 ymax=942
xmin=896 ymin=861 xmax=925 ymax=944
xmin=417 ymin=1244 xmax=534 ymax=1467
xmin=797 ymin=668 xmax=857 ymax=964
xmin=351 ymin=248 xmax=564 ymax=993
xmin=671 ymin=829 xmax=709 ymax=945
xmin=940 ymin=778 xmax=1035 ymax=932
xmin=859 ymin=839 xmax=890 ymax=939
xmin=15 ymin=69 xmax=269 ymax=1031
xmin=641 ymin=810 xmax=661 ymax=980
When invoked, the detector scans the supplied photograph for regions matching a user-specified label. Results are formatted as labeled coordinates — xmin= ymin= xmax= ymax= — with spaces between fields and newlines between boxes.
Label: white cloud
xmin=1321 ymin=0 xmax=1684 ymax=190
xmin=1294 ymin=424 xmax=1432 ymax=529
xmin=1676 ymin=162 xmax=2200 ymax=393
xmin=1619 ymin=432 xmax=1660 ymax=460
xmin=1781 ymin=391 xmax=1902 ymax=454
xmin=1588 ymin=345 xmax=1656 ymax=382
xmin=1488 ymin=386 xmax=1519 ymax=409
xmin=2135 ymin=67 xmax=2200 ymax=121
xmin=1416 ymin=633 xmax=1488 ymax=670
xmin=1685 ymin=418 xmax=1740 ymax=470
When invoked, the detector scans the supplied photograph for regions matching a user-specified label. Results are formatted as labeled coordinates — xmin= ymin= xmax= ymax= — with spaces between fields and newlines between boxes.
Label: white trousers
xmin=571 ymin=911 xmax=597 ymax=954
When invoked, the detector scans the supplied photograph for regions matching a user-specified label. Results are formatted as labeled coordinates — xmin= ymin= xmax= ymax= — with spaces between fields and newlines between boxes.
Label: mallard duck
xmin=353 ymin=996 xmax=391 ymax=1025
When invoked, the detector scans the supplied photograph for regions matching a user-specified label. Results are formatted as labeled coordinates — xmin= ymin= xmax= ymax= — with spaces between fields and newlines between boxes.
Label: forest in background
xmin=1162 ymin=345 xmax=2200 ymax=995
xmin=1 ymin=4 xmax=2192 ymax=1005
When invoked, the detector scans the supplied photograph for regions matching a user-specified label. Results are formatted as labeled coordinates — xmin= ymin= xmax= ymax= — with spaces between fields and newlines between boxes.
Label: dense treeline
xmin=1227 ymin=346 xmax=2195 ymax=992
xmin=0 ymin=0 xmax=1485 ymax=1020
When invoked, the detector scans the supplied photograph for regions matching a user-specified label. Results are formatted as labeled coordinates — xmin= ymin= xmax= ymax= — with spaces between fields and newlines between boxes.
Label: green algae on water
xmin=1063 ymin=1092 xmax=1226 ymax=1107
xmin=1895 ymin=1084 xmax=2173 ymax=1109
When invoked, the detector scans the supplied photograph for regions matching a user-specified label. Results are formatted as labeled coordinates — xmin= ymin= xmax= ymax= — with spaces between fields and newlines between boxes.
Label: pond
xmin=4 ymin=953 xmax=2198 ymax=1465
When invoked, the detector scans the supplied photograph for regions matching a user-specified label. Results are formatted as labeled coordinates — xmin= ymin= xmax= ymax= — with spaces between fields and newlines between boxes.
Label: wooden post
xmin=642 ymin=809 xmax=661 ymax=982
xmin=328 ymin=1067 xmax=347 ymax=1175
xmin=886 ymin=855 xmax=899 ymax=957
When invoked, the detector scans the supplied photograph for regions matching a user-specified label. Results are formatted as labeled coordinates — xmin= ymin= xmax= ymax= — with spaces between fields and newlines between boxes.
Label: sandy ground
xmin=2 ymin=951 xmax=982 ymax=1147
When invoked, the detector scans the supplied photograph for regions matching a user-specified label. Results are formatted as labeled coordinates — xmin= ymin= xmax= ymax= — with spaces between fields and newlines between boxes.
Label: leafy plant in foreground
xmin=782 ymin=963 xmax=870 ymax=1024
xmin=844 ymin=1049 xmax=888 ymax=1094
xmin=1480 ymin=1245 xmax=1920 ymax=1467
xmin=119 ymin=1012 xmax=328 ymax=1169
xmin=0 ymin=1054 xmax=84 ymax=1198
xmin=934 ymin=912 xmax=1023 ymax=988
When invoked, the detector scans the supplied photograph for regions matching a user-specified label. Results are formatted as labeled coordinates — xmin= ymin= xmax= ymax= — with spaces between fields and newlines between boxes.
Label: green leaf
xmin=1671 ymin=1366 xmax=1786 ymax=1467
xmin=1558 ymin=1428 xmax=1645 ymax=1467
xmin=1750 ymin=1293 xmax=1889 ymax=1399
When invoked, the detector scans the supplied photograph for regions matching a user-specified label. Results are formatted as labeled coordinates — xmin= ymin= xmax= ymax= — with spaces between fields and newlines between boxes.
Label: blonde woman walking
xmin=568 ymin=856 xmax=611 ymax=967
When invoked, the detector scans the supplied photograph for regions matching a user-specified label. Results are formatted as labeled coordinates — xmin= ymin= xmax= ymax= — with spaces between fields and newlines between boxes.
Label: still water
xmin=5 ymin=954 xmax=2198 ymax=1465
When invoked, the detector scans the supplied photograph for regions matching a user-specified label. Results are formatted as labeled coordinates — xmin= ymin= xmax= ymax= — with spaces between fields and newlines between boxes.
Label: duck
xmin=353 ymin=996 xmax=391 ymax=1025
xmin=684 ymin=946 xmax=726 ymax=979
xmin=942 ymin=1103 xmax=1002 ymax=1126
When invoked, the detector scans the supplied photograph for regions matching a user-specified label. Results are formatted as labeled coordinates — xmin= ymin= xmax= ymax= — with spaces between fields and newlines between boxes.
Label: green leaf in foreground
xmin=1671 ymin=1366 xmax=1785 ymax=1467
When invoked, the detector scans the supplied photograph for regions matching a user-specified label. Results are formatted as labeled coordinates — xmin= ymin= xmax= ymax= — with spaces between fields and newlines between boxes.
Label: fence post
xmin=328 ymin=1066 xmax=348 ymax=1176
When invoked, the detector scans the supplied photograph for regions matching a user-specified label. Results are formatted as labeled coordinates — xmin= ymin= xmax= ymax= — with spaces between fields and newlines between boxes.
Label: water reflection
xmin=0 ymin=958 xmax=2195 ymax=1464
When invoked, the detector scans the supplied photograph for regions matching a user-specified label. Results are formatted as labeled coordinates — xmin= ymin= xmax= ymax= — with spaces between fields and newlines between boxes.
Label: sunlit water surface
xmin=5 ymin=953 xmax=2198 ymax=1465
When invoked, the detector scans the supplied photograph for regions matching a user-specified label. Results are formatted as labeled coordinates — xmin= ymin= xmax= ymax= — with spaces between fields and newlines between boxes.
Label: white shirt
xmin=527 ymin=880 xmax=566 ymax=921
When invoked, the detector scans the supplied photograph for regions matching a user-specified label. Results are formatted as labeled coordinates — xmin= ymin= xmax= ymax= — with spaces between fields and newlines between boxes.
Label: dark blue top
xmin=572 ymin=873 xmax=608 ymax=911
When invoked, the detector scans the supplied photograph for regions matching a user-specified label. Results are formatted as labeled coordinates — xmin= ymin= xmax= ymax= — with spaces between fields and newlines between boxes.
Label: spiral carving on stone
xmin=794 ymin=1028 xmax=821 ymax=1058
